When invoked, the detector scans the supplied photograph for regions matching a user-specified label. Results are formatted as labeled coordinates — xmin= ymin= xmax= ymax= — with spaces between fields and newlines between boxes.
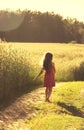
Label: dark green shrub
xmin=73 ymin=62 xmax=84 ymax=81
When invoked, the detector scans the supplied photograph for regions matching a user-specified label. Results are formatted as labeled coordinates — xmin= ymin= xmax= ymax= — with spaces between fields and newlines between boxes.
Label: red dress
xmin=44 ymin=65 xmax=55 ymax=87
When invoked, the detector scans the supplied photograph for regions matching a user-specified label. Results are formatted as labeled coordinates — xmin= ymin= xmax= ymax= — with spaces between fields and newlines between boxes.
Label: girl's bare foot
xmin=45 ymin=99 xmax=51 ymax=103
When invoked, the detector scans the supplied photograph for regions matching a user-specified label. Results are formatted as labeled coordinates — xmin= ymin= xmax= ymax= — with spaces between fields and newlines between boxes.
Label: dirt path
xmin=0 ymin=83 xmax=64 ymax=130
xmin=0 ymin=86 xmax=45 ymax=129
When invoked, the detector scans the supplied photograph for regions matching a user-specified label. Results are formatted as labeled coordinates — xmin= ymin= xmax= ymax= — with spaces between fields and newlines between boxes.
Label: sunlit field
xmin=5 ymin=82 xmax=84 ymax=130
xmin=2 ymin=42 xmax=84 ymax=81
xmin=0 ymin=42 xmax=84 ymax=105
xmin=28 ymin=82 xmax=84 ymax=130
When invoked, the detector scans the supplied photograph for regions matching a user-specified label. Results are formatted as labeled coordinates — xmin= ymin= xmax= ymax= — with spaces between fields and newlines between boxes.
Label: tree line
xmin=0 ymin=10 xmax=84 ymax=43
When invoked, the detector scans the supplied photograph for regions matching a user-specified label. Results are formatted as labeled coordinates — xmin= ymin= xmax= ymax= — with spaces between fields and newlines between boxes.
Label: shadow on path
xmin=57 ymin=102 xmax=84 ymax=118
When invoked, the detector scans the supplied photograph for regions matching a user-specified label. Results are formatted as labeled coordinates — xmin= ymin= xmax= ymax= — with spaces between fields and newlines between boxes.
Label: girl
xmin=33 ymin=52 xmax=56 ymax=102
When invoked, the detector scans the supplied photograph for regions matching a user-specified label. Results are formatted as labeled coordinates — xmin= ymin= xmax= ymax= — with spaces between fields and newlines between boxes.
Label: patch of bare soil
xmin=0 ymin=87 xmax=45 ymax=130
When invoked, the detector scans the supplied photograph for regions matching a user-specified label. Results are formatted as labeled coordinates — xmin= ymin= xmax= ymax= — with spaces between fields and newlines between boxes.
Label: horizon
xmin=0 ymin=0 xmax=84 ymax=22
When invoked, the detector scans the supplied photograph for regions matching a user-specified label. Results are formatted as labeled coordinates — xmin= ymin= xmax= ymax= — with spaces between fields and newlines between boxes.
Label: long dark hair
xmin=43 ymin=52 xmax=53 ymax=71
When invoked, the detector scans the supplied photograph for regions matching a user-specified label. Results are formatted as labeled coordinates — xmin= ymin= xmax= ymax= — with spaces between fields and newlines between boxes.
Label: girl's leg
xmin=45 ymin=87 xmax=52 ymax=102
xmin=45 ymin=87 xmax=49 ymax=101
xmin=48 ymin=87 xmax=52 ymax=99
xmin=47 ymin=87 xmax=52 ymax=102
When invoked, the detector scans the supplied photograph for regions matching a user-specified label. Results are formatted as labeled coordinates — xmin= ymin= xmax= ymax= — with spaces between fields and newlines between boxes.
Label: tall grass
xmin=0 ymin=43 xmax=36 ymax=105
xmin=0 ymin=42 xmax=84 ymax=105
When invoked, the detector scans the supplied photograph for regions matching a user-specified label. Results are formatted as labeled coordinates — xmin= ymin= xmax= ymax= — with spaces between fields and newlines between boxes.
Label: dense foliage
xmin=0 ymin=10 xmax=84 ymax=43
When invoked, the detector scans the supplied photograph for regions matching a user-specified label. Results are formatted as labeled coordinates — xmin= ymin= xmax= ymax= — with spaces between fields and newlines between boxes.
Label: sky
xmin=0 ymin=0 xmax=84 ymax=22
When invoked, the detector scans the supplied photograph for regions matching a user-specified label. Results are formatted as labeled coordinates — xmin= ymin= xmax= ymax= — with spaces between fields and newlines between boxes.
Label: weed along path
xmin=0 ymin=82 xmax=84 ymax=130
xmin=0 ymin=83 xmax=62 ymax=130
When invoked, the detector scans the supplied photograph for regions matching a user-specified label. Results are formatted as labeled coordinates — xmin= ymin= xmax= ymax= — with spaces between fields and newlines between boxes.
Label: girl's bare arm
xmin=33 ymin=68 xmax=44 ymax=81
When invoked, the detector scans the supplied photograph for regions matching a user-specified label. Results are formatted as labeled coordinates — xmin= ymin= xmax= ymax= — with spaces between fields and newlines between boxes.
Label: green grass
xmin=30 ymin=115 xmax=82 ymax=130
xmin=27 ymin=82 xmax=84 ymax=130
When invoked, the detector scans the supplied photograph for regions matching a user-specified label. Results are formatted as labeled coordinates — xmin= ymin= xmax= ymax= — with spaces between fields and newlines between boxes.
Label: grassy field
xmin=5 ymin=81 xmax=83 ymax=130
xmin=0 ymin=43 xmax=84 ymax=129
xmin=25 ymin=82 xmax=84 ymax=130
xmin=0 ymin=42 xmax=84 ymax=104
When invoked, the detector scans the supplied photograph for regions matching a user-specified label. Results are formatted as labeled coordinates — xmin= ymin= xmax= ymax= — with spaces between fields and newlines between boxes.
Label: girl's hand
xmin=33 ymin=68 xmax=43 ymax=81
xmin=33 ymin=77 xmax=37 ymax=81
